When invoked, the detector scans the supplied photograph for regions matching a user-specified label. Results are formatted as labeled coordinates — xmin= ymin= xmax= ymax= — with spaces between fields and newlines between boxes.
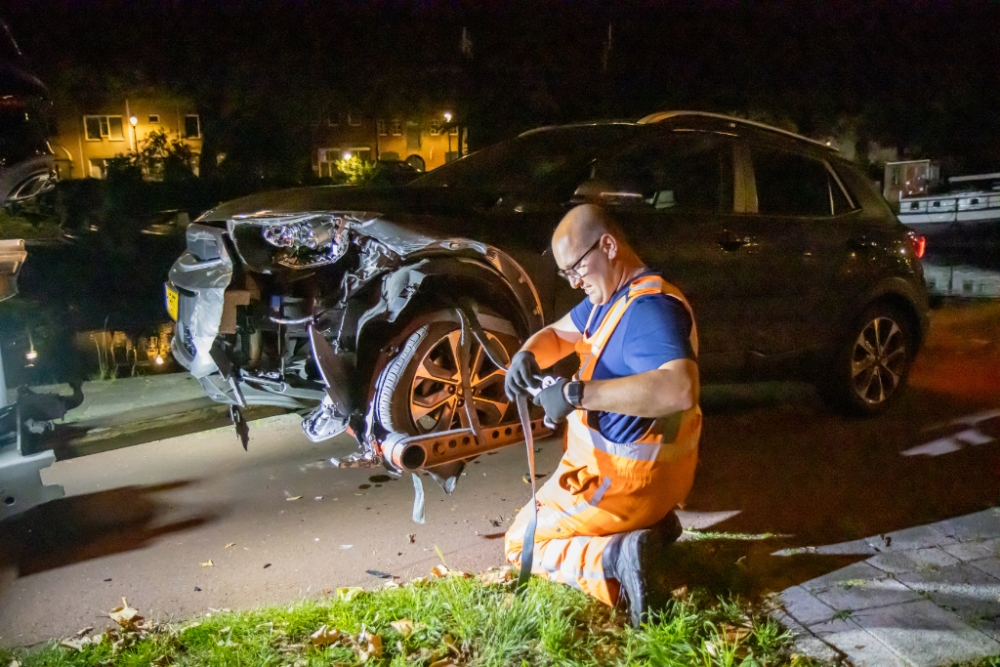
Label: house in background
xmin=50 ymin=95 xmax=203 ymax=180
xmin=312 ymin=110 xmax=466 ymax=178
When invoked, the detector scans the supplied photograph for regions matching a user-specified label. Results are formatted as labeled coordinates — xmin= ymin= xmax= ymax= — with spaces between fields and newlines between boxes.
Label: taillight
xmin=908 ymin=232 xmax=926 ymax=259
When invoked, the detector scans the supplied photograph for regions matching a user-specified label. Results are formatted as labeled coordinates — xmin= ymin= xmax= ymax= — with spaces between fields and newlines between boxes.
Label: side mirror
xmin=571 ymin=179 xmax=645 ymax=207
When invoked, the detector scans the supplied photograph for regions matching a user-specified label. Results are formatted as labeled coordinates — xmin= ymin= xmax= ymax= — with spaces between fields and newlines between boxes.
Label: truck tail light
xmin=908 ymin=233 xmax=926 ymax=259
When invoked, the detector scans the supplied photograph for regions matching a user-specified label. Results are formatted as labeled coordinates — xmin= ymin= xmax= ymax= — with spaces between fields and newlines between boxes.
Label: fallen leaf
xmin=671 ymin=585 xmax=689 ymax=600
xmin=201 ymin=560 xmax=214 ymax=567
xmin=478 ymin=567 xmax=514 ymax=585
xmin=366 ymin=569 xmax=392 ymax=578
xmin=409 ymin=576 xmax=429 ymax=585
xmin=286 ymin=496 xmax=302 ymax=501
xmin=383 ymin=580 xmax=400 ymax=589
xmin=390 ymin=619 xmax=414 ymax=637
xmin=337 ymin=586 xmax=365 ymax=602
xmin=354 ymin=627 xmax=383 ymax=661
xmin=108 ymin=597 xmax=144 ymax=631
xmin=321 ymin=588 xmax=332 ymax=595
xmin=310 ymin=624 xmax=343 ymax=646
xmin=60 ymin=637 xmax=92 ymax=652
xmin=721 ymin=623 xmax=751 ymax=643
xmin=75 ymin=626 xmax=94 ymax=637
xmin=225 ymin=543 xmax=235 ymax=549
xmin=430 ymin=564 xmax=450 ymax=578
xmin=428 ymin=660 xmax=460 ymax=667
xmin=407 ymin=534 xmax=416 ymax=543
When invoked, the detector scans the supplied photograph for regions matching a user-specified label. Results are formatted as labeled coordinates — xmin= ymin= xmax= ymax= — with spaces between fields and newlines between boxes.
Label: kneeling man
xmin=504 ymin=204 xmax=701 ymax=626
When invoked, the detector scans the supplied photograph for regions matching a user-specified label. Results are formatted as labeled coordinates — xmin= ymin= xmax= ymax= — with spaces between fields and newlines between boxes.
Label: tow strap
xmin=515 ymin=392 xmax=539 ymax=594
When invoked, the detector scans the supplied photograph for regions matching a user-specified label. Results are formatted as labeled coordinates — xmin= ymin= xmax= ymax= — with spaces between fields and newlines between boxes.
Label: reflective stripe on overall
xmin=505 ymin=275 xmax=702 ymax=606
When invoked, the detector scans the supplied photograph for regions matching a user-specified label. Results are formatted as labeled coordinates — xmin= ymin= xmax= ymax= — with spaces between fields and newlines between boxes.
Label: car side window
xmin=753 ymin=148 xmax=852 ymax=217
xmin=595 ymin=133 xmax=733 ymax=213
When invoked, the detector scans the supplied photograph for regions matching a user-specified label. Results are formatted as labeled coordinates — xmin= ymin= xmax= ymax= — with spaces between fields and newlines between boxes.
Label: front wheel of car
xmin=374 ymin=312 xmax=520 ymax=436
xmin=820 ymin=302 xmax=917 ymax=417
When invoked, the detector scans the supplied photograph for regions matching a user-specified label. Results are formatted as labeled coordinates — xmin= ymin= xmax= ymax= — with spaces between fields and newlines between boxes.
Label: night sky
xmin=2 ymin=1 xmax=998 ymax=170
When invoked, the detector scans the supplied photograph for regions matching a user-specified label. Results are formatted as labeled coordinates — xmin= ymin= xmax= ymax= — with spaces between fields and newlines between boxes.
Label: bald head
xmin=552 ymin=204 xmax=628 ymax=260
xmin=552 ymin=204 xmax=646 ymax=305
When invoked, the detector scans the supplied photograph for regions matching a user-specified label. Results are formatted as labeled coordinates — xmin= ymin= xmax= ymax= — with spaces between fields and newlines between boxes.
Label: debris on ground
xmin=200 ymin=560 xmax=214 ymax=567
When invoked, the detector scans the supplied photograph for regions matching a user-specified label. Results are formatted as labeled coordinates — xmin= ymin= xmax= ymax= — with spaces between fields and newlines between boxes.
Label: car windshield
xmin=410 ymin=125 xmax=638 ymax=193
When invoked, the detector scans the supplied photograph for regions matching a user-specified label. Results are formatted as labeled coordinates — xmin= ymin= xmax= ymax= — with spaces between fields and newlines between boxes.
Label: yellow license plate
xmin=165 ymin=284 xmax=179 ymax=321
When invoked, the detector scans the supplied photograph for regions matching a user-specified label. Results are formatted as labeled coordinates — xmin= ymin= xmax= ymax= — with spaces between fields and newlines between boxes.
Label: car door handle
xmin=718 ymin=231 xmax=752 ymax=252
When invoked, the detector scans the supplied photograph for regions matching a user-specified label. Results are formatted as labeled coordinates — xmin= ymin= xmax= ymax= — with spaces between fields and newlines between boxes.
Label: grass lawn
xmin=0 ymin=568 xmax=817 ymax=667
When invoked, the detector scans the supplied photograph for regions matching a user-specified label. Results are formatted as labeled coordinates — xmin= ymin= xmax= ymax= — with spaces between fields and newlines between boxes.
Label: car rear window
xmin=752 ymin=147 xmax=855 ymax=217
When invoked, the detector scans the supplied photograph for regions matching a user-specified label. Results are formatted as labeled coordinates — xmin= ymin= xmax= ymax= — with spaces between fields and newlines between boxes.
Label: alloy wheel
xmin=409 ymin=330 xmax=510 ymax=433
xmin=850 ymin=316 xmax=908 ymax=405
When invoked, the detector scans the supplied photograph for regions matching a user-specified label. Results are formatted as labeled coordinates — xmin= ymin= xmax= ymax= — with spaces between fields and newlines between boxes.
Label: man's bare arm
xmin=579 ymin=358 xmax=699 ymax=418
xmin=519 ymin=311 xmax=582 ymax=369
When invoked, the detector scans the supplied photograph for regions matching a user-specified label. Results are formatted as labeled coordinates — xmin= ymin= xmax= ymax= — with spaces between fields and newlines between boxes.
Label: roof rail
xmin=638 ymin=111 xmax=837 ymax=151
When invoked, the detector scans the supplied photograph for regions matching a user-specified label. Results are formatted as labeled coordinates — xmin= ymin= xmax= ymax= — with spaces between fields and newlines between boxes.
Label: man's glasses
xmin=556 ymin=239 xmax=600 ymax=282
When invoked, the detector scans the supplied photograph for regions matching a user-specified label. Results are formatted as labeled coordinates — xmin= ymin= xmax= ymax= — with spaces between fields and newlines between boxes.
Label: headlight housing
xmin=232 ymin=213 xmax=351 ymax=269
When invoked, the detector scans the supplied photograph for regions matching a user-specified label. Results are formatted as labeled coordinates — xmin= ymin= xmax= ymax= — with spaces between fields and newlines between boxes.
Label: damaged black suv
xmin=166 ymin=111 xmax=929 ymax=476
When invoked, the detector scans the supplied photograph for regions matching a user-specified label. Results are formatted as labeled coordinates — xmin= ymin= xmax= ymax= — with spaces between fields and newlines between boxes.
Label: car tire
xmin=374 ymin=311 xmax=519 ymax=436
xmin=820 ymin=302 xmax=917 ymax=417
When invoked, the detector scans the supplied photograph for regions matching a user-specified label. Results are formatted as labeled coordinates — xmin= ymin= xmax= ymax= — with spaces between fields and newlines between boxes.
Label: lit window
xmin=390 ymin=120 xmax=402 ymax=136
xmin=377 ymin=120 xmax=387 ymax=136
xmin=83 ymin=115 xmax=124 ymax=141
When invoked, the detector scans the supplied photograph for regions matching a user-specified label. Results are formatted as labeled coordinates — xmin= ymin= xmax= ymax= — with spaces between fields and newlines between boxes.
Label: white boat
xmin=898 ymin=172 xmax=1000 ymax=234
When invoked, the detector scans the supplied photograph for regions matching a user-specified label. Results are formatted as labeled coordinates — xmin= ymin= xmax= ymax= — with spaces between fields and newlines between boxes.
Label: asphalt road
xmin=1 ymin=303 xmax=998 ymax=646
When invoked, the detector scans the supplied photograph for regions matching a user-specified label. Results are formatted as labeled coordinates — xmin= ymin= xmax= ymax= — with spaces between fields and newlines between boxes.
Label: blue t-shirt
xmin=569 ymin=274 xmax=693 ymax=444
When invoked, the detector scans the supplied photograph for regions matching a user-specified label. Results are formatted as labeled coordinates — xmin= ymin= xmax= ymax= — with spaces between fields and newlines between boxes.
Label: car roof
xmin=519 ymin=111 xmax=836 ymax=152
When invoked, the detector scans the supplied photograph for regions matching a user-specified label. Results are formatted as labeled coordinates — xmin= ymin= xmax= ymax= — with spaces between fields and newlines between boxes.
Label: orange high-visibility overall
xmin=505 ymin=275 xmax=701 ymax=605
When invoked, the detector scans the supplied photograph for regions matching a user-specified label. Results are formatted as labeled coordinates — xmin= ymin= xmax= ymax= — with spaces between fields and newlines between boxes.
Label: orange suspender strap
xmin=579 ymin=275 xmax=686 ymax=381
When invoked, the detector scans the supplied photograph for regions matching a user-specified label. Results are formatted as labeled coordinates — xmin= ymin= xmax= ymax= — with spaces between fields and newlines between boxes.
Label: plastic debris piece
xmin=340 ymin=544 xmax=354 ymax=550
xmin=286 ymin=496 xmax=302 ymax=501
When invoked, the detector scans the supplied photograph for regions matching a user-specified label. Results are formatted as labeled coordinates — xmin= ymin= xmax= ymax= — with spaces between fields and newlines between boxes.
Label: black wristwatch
xmin=563 ymin=380 xmax=585 ymax=409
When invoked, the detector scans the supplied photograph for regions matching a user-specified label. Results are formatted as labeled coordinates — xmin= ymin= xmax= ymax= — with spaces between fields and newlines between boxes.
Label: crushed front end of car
xmin=166 ymin=195 xmax=549 ymax=487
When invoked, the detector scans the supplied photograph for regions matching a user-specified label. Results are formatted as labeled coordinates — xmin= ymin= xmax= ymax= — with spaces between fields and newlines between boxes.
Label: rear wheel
xmin=375 ymin=313 xmax=518 ymax=435
xmin=820 ymin=302 xmax=916 ymax=416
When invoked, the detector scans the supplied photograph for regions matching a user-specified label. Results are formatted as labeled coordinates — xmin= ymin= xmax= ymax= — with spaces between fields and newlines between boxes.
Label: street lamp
xmin=129 ymin=115 xmax=138 ymax=154
xmin=443 ymin=111 xmax=452 ymax=123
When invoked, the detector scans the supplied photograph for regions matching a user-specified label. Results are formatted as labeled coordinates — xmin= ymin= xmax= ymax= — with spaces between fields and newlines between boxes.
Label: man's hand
xmin=532 ymin=377 xmax=575 ymax=424
xmin=505 ymin=351 xmax=542 ymax=400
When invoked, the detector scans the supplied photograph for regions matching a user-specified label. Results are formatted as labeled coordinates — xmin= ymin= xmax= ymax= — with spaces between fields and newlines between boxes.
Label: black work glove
xmin=505 ymin=350 xmax=542 ymax=401
xmin=532 ymin=377 xmax=575 ymax=425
